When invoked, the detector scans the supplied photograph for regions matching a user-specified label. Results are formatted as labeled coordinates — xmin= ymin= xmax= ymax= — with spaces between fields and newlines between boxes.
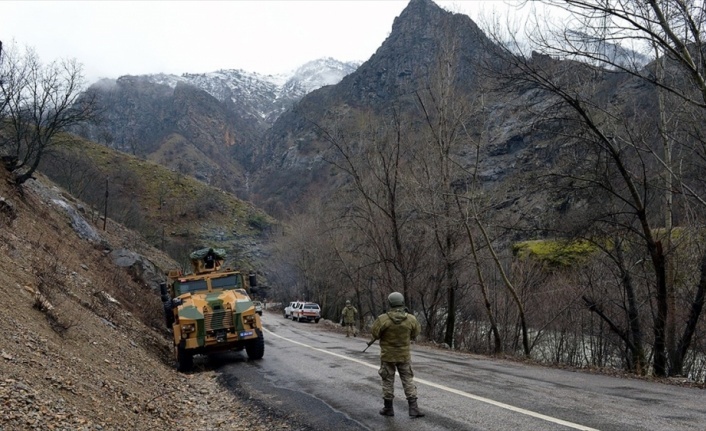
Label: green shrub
xmin=513 ymin=239 xmax=598 ymax=267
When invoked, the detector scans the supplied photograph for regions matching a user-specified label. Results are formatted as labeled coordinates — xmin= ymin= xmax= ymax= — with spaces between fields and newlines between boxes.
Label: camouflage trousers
xmin=344 ymin=323 xmax=357 ymax=337
xmin=378 ymin=361 xmax=417 ymax=400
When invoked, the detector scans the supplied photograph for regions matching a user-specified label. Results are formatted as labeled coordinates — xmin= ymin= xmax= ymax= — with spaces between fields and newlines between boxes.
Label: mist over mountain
xmin=565 ymin=29 xmax=652 ymax=70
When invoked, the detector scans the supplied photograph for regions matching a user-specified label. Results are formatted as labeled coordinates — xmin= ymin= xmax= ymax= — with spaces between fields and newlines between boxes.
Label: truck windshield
xmin=211 ymin=275 xmax=241 ymax=290
xmin=175 ymin=280 xmax=207 ymax=295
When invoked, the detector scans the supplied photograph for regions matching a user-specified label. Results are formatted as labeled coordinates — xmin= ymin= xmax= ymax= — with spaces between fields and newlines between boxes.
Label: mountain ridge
xmin=109 ymin=57 xmax=360 ymax=126
xmin=74 ymin=57 xmax=360 ymax=197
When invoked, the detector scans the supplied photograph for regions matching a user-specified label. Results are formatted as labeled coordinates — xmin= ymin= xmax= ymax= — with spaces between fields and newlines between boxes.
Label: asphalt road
xmin=213 ymin=311 xmax=705 ymax=431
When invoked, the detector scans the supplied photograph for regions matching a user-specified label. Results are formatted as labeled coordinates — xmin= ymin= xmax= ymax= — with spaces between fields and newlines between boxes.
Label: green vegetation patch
xmin=513 ymin=239 xmax=598 ymax=267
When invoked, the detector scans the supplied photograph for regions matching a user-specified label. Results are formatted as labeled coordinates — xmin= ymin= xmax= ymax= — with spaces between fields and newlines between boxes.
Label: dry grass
xmin=0 ymin=168 xmax=289 ymax=430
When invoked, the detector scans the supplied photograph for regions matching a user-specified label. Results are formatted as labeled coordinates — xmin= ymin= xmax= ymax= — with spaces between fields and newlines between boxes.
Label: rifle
xmin=363 ymin=319 xmax=393 ymax=352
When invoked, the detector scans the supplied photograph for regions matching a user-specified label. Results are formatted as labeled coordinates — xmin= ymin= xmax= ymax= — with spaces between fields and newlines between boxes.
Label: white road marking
xmin=264 ymin=327 xmax=600 ymax=431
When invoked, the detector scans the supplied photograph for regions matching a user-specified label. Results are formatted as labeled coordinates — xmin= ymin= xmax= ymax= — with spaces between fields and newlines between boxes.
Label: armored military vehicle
xmin=160 ymin=248 xmax=264 ymax=372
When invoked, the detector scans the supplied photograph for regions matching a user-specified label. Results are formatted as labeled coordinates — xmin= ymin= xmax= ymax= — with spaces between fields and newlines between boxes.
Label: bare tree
xmin=483 ymin=0 xmax=706 ymax=376
xmin=38 ymin=144 xmax=102 ymax=200
xmin=317 ymin=109 xmax=426 ymax=311
xmin=0 ymin=42 xmax=96 ymax=185
xmin=268 ymin=205 xmax=350 ymax=319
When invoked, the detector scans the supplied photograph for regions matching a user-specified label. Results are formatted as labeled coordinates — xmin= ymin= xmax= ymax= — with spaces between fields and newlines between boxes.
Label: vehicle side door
xmin=294 ymin=302 xmax=303 ymax=319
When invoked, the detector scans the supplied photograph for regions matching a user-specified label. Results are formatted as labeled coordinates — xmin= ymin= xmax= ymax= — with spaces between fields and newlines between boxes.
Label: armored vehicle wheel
xmin=175 ymin=346 xmax=193 ymax=372
xmin=245 ymin=336 xmax=265 ymax=360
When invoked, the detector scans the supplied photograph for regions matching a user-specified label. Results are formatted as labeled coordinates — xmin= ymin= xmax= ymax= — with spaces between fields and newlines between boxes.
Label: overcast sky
xmin=2 ymin=1 xmax=523 ymax=83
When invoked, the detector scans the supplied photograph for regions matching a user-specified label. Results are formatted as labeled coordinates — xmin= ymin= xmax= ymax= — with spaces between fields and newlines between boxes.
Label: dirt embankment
xmin=0 ymin=171 xmax=290 ymax=430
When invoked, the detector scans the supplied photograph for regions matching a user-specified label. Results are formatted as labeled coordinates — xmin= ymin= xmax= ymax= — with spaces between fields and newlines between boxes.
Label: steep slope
xmin=78 ymin=77 xmax=254 ymax=195
xmin=37 ymin=136 xmax=275 ymax=272
xmin=334 ymin=0 xmax=495 ymax=105
xmin=0 ymin=168 xmax=289 ymax=430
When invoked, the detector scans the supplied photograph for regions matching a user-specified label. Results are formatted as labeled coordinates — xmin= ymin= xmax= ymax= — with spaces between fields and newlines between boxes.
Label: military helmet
xmin=345 ymin=300 xmax=351 ymax=305
xmin=388 ymin=292 xmax=405 ymax=308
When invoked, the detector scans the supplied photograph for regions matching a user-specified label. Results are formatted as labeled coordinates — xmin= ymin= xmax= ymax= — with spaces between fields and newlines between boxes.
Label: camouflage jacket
xmin=370 ymin=307 xmax=420 ymax=362
xmin=341 ymin=305 xmax=358 ymax=324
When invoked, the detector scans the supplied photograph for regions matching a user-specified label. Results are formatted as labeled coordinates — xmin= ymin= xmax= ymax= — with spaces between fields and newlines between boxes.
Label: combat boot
xmin=408 ymin=398 xmax=425 ymax=417
xmin=379 ymin=399 xmax=394 ymax=416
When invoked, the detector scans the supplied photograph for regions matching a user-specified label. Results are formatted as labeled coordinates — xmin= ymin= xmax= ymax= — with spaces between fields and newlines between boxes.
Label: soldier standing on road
xmin=369 ymin=291 xmax=424 ymax=418
xmin=341 ymin=300 xmax=358 ymax=337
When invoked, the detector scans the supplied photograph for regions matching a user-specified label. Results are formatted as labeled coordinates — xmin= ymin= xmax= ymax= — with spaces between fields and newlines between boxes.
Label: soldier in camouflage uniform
xmin=369 ymin=292 xmax=424 ymax=418
xmin=341 ymin=300 xmax=358 ymax=337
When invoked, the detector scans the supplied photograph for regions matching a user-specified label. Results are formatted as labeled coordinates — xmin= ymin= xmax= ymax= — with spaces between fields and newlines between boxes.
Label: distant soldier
xmin=369 ymin=292 xmax=424 ymax=418
xmin=340 ymin=300 xmax=358 ymax=337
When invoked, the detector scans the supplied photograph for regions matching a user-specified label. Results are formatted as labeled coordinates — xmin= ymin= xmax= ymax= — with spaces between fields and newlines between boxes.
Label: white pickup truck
xmin=284 ymin=301 xmax=303 ymax=319
xmin=286 ymin=301 xmax=321 ymax=323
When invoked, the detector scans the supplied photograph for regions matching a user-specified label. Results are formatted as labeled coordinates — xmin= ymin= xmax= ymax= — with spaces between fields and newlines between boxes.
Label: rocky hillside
xmin=37 ymin=136 xmax=275 ymax=274
xmin=249 ymin=0 xmax=517 ymax=215
xmin=182 ymin=57 xmax=360 ymax=124
xmin=247 ymin=0 xmax=658 ymax=225
xmin=0 ymin=168 xmax=290 ymax=430
xmin=75 ymin=76 xmax=256 ymax=195
xmin=74 ymin=58 xmax=358 ymax=197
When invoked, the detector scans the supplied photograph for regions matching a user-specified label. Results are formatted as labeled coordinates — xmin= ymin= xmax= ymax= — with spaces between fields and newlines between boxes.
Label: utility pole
xmin=103 ymin=177 xmax=109 ymax=231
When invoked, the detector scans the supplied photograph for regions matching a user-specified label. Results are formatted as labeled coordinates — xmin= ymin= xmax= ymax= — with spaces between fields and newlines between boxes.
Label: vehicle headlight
xmin=181 ymin=324 xmax=196 ymax=334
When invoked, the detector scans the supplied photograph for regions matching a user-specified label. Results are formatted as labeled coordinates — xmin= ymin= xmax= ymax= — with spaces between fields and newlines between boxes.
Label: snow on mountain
xmin=144 ymin=58 xmax=360 ymax=124
xmin=281 ymin=57 xmax=360 ymax=95
xmin=145 ymin=73 xmax=187 ymax=88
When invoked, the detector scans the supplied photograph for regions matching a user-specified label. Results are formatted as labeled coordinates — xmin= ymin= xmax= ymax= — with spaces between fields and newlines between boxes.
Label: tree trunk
xmin=615 ymin=239 xmax=647 ymax=375
xmin=455 ymin=194 xmax=502 ymax=354
xmin=650 ymin=240 xmax=668 ymax=376
xmin=444 ymin=282 xmax=456 ymax=347
xmin=476 ymin=218 xmax=530 ymax=356
xmin=672 ymin=252 xmax=706 ymax=375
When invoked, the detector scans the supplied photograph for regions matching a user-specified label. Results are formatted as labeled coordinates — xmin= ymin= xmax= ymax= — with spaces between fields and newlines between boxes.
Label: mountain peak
xmin=327 ymin=0 xmax=491 ymax=106
xmin=392 ymin=0 xmax=450 ymax=32
xmin=391 ymin=0 xmax=484 ymax=38
xmin=405 ymin=0 xmax=438 ymax=9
